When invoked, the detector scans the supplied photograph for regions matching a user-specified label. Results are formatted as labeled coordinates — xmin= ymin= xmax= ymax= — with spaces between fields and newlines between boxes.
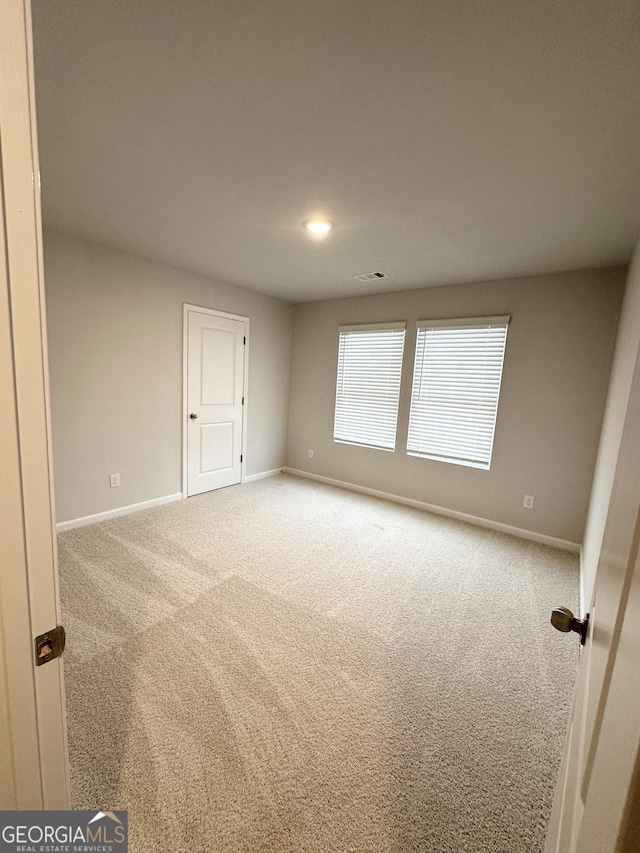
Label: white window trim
xmin=339 ymin=321 xmax=406 ymax=332
xmin=415 ymin=315 xmax=511 ymax=330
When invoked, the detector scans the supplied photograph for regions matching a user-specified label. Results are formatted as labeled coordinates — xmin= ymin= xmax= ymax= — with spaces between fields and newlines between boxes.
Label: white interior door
xmin=545 ymin=347 xmax=640 ymax=852
xmin=186 ymin=308 xmax=246 ymax=496
xmin=0 ymin=0 xmax=70 ymax=809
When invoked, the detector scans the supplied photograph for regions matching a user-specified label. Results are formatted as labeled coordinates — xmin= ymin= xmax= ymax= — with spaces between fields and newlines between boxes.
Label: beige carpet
xmin=58 ymin=473 xmax=579 ymax=852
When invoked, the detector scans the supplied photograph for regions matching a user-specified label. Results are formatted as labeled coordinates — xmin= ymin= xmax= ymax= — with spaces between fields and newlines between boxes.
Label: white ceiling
xmin=32 ymin=0 xmax=640 ymax=303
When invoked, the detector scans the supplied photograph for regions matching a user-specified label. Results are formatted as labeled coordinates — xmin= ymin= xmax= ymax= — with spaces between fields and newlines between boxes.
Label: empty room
xmin=2 ymin=1 xmax=640 ymax=853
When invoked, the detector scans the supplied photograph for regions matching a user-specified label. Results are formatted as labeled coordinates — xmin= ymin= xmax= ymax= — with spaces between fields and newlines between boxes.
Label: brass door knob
xmin=551 ymin=607 xmax=589 ymax=645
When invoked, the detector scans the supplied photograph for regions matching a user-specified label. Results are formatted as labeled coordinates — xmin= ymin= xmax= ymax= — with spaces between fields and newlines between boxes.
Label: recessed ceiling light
xmin=305 ymin=219 xmax=332 ymax=235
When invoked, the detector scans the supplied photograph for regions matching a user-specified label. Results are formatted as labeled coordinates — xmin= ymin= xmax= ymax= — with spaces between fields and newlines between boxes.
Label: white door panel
xmin=186 ymin=309 xmax=246 ymax=496
xmin=200 ymin=421 xmax=234 ymax=473
xmin=201 ymin=328 xmax=236 ymax=405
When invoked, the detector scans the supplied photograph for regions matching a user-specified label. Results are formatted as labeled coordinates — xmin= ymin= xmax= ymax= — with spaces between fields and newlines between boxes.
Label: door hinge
xmin=35 ymin=625 xmax=66 ymax=666
xmin=240 ymin=454 xmax=243 ymax=463
xmin=243 ymin=336 xmax=246 ymax=345
xmin=242 ymin=397 xmax=244 ymax=405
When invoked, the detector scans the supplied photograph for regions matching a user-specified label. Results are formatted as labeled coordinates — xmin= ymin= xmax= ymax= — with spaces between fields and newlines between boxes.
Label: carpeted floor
xmin=58 ymin=474 xmax=579 ymax=852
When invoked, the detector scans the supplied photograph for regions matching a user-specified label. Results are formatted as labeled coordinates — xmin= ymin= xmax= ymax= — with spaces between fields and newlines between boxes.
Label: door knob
xmin=550 ymin=607 xmax=589 ymax=645
xmin=190 ymin=413 xmax=198 ymax=420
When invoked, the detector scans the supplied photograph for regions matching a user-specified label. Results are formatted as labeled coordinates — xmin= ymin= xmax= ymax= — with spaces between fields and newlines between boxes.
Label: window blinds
xmin=407 ymin=316 xmax=510 ymax=469
xmin=334 ymin=323 xmax=406 ymax=451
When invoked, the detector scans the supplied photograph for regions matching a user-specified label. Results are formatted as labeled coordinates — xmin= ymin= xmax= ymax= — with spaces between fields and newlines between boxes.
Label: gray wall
xmin=287 ymin=268 xmax=625 ymax=544
xmin=44 ymin=230 xmax=293 ymax=523
xmin=581 ymin=246 xmax=640 ymax=607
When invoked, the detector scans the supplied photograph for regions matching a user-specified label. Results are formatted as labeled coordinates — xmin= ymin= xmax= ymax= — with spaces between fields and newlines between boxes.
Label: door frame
xmin=181 ymin=304 xmax=249 ymax=499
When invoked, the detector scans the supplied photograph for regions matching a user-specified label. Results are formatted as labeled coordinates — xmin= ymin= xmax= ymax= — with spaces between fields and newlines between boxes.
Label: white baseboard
xmin=283 ymin=468 xmax=580 ymax=553
xmin=244 ymin=468 xmax=283 ymax=483
xmin=56 ymin=493 xmax=183 ymax=532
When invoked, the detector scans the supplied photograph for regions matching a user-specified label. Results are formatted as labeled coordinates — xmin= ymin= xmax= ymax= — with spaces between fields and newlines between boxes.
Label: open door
xmin=545 ymin=339 xmax=640 ymax=851
xmin=0 ymin=0 xmax=70 ymax=809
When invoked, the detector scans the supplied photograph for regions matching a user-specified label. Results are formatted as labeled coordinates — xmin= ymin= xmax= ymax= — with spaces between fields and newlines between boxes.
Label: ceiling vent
xmin=353 ymin=271 xmax=388 ymax=282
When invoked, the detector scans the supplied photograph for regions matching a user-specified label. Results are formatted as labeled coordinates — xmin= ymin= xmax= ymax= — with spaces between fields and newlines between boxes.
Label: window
xmin=334 ymin=323 xmax=406 ymax=451
xmin=407 ymin=316 xmax=510 ymax=469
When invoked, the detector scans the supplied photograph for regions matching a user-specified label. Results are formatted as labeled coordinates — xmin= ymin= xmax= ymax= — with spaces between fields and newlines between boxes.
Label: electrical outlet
xmin=308 ymin=449 xmax=314 ymax=459
xmin=110 ymin=473 xmax=120 ymax=488
xmin=523 ymin=494 xmax=535 ymax=509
